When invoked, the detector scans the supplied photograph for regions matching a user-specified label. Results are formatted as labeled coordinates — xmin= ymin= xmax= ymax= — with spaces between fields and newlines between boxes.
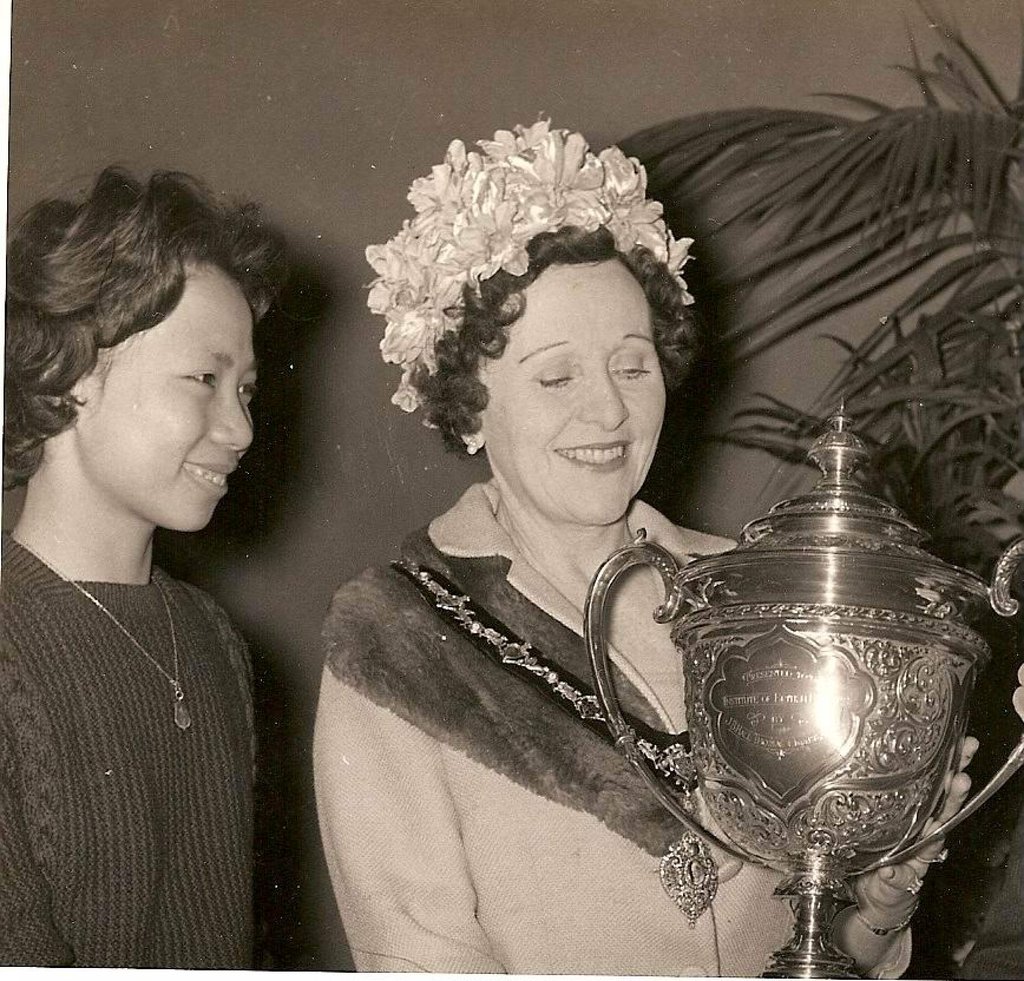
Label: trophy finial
xmin=831 ymin=399 xmax=848 ymax=431
xmin=807 ymin=403 xmax=870 ymax=487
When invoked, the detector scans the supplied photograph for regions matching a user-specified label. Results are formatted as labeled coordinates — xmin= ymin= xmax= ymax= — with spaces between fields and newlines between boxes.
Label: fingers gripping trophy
xmin=585 ymin=412 xmax=1024 ymax=979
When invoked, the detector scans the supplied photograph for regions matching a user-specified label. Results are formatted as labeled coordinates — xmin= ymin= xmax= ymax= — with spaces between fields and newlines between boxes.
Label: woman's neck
xmin=13 ymin=477 xmax=154 ymax=584
xmin=493 ymin=492 xmax=633 ymax=611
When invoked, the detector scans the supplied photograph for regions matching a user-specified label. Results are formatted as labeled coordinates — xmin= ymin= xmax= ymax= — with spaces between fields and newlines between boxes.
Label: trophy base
xmin=761 ymin=868 xmax=859 ymax=979
xmin=762 ymin=945 xmax=859 ymax=980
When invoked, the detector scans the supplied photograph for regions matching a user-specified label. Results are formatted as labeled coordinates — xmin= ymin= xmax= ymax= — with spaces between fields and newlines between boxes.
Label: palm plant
xmin=624 ymin=6 xmax=1024 ymax=576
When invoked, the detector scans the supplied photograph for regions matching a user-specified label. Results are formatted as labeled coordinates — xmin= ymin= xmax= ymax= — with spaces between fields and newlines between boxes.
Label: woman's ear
xmin=471 ymin=400 xmax=491 ymax=452
xmin=67 ymin=360 xmax=108 ymax=417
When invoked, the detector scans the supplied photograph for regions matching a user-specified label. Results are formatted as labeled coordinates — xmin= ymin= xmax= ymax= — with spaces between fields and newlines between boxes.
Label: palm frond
xmin=626 ymin=6 xmax=1024 ymax=585
xmin=811 ymin=93 xmax=894 ymax=114
xmin=726 ymin=229 xmax=978 ymax=354
xmin=920 ymin=0 xmax=1012 ymax=108
xmin=890 ymin=250 xmax=1009 ymax=319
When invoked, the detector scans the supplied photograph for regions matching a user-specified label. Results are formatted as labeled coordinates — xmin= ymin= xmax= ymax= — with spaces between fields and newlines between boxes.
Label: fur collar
xmin=430 ymin=481 xmax=731 ymax=725
xmin=324 ymin=483 xmax=736 ymax=861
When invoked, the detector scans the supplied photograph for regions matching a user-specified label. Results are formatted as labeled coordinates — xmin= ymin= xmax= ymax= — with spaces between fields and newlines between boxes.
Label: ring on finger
xmin=923 ymin=848 xmax=949 ymax=865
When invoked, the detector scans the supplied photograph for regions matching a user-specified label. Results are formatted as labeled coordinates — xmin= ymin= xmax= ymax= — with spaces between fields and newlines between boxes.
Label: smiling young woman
xmin=1 ymin=168 xmax=284 ymax=967
xmin=55 ymin=265 xmax=258 ymax=549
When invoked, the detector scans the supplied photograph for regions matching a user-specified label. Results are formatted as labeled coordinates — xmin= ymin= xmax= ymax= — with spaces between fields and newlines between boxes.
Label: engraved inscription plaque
xmin=706 ymin=625 xmax=875 ymax=807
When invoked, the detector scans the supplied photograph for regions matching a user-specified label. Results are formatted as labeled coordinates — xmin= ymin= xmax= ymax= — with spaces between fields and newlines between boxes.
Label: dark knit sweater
xmin=0 ymin=538 xmax=254 ymax=968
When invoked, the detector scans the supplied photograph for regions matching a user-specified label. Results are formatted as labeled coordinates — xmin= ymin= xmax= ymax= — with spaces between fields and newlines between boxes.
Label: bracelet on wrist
xmin=854 ymin=899 xmax=919 ymax=937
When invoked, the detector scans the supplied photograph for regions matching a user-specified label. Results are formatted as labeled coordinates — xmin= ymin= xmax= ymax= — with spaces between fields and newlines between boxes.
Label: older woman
xmin=313 ymin=122 xmax=966 ymax=976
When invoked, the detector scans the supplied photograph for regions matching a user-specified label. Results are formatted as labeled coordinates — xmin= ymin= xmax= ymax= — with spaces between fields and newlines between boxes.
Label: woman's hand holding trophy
xmin=834 ymin=736 xmax=978 ymax=969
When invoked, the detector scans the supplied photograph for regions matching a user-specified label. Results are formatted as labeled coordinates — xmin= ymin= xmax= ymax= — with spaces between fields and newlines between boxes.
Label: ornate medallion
xmin=659 ymin=832 xmax=718 ymax=926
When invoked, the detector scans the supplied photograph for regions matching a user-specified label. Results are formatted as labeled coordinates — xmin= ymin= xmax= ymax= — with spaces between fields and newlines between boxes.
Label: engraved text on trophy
xmin=706 ymin=625 xmax=875 ymax=807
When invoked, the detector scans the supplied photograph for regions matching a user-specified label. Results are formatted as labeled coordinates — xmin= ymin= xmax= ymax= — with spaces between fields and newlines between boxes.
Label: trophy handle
xmin=989 ymin=537 xmax=1024 ymax=616
xmin=863 ymin=734 xmax=1024 ymax=870
xmin=584 ymin=529 xmax=746 ymax=861
xmin=864 ymin=537 xmax=1024 ymax=870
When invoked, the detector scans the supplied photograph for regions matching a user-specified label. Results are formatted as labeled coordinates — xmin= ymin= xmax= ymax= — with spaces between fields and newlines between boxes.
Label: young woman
xmin=1 ymin=168 xmax=284 ymax=967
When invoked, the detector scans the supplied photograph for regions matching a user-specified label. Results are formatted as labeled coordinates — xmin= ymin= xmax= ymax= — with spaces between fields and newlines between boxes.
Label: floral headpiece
xmin=366 ymin=120 xmax=694 ymax=418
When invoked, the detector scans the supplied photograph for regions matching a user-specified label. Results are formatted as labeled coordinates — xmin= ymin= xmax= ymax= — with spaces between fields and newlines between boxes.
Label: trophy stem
xmin=762 ymin=861 xmax=859 ymax=979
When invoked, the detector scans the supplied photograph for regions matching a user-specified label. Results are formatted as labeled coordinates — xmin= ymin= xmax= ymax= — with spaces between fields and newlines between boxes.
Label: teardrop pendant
xmin=174 ymin=697 xmax=192 ymax=731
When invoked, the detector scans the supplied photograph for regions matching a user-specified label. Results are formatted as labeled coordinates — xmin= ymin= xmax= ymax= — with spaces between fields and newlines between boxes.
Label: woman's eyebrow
xmin=518 ymin=340 xmax=569 ymax=364
xmin=212 ymin=350 xmax=258 ymax=374
xmin=517 ymin=332 xmax=654 ymax=365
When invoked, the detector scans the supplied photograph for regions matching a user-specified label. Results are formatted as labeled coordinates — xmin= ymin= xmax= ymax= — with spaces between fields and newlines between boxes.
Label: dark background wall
xmin=6 ymin=0 xmax=1021 ymax=969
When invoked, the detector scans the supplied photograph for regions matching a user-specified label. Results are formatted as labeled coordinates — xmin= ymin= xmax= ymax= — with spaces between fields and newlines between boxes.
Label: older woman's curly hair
xmin=4 ymin=167 xmax=286 ymax=487
xmin=415 ymin=225 xmax=697 ymax=453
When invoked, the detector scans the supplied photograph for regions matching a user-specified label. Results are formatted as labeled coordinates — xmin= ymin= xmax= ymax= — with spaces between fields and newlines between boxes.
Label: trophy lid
xmin=738 ymin=409 xmax=926 ymax=552
xmin=679 ymin=408 xmax=990 ymax=619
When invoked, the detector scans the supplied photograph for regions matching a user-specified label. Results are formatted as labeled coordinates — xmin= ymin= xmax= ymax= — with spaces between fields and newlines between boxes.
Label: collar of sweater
xmin=428 ymin=480 xmax=728 ymax=575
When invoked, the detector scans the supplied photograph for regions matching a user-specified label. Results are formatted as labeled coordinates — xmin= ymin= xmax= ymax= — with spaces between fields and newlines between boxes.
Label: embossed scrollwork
xmin=796 ymin=782 xmax=929 ymax=860
xmin=896 ymin=654 xmax=951 ymax=725
xmin=705 ymin=786 xmax=789 ymax=854
xmin=869 ymin=723 xmax=931 ymax=772
xmin=857 ymin=638 xmax=904 ymax=677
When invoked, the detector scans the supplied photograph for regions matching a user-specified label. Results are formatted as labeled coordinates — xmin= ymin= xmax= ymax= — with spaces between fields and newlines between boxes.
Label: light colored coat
xmin=314 ymin=482 xmax=909 ymax=976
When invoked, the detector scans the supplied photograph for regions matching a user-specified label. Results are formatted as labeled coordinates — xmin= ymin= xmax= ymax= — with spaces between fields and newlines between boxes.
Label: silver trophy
xmin=585 ymin=413 xmax=1024 ymax=978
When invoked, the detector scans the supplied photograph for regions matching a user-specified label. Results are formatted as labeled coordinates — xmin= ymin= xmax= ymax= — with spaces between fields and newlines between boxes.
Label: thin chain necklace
xmin=15 ymin=538 xmax=192 ymax=731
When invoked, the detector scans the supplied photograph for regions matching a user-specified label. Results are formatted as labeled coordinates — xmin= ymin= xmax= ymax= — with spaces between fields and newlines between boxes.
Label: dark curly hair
xmin=4 ymin=166 xmax=287 ymax=487
xmin=415 ymin=225 xmax=696 ymax=453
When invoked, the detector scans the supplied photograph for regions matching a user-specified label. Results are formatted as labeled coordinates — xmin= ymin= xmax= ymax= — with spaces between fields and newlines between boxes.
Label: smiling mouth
xmin=183 ymin=463 xmax=230 ymax=488
xmin=555 ymin=444 xmax=627 ymax=465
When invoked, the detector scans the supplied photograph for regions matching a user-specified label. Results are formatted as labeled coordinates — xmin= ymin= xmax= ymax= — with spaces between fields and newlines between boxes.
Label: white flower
xmin=391 ymin=370 xmax=421 ymax=412
xmin=366 ymin=120 xmax=697 ymax=412
xmin=599 ymin=146 xmax=645 ymax=199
